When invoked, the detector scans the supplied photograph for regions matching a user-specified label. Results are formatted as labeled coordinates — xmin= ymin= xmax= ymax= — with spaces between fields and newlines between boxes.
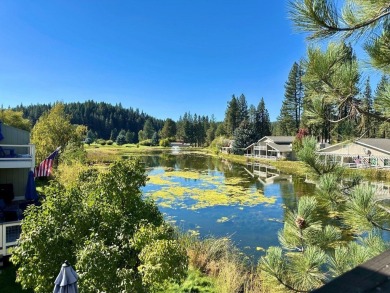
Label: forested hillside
xmin=14 ymin=101 xmax=164 ymax=140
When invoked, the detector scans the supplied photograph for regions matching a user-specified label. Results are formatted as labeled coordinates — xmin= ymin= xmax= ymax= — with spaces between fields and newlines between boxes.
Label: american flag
xmin=34 ymin=147 xmax=61 ymax=178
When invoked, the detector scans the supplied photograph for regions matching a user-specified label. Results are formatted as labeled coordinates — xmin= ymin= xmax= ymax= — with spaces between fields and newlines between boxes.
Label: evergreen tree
xmin=301 ymin=43 xmax=359 ymax=142
xmin=259 ymin=137 xmax=390 ymax=291
xmin=374 ymin=75 xmax=390 ymax=138
xmin=215 ymin=123 xmax=226 ymax=137
xmin=278 ymin=62 xmax=304 ymax=134
xmin=143 ymin=119 xmax=155 ymax=140
xmin=86 ymin=130 xmax=96 ymax=144
xmin=232 ymin=120 xmax=256 ymax=155
xmin=116 ymin=133 xmax=126 ymax=145
xmin=290 ymin=0 xmax=390 ymax=72
xmin=224 ymin=95 xmax=239 ymax=137
xmin=125 ymin=130 xmax=135 ymax=143
xmin=161 ymin=118 xmax=176 ymax=139
xmin=15 ymin=101 xmax=164 ymax=141
xmin=237 ymin=94 xmax=249 ymax=125
xmin=276 ymin=101 xmax=296 ymax=136
xmin=361 ymin=77 xmax=374 ymax=137
xmin=110 ymin=128 xmax=118 ymax=141
xmin=255 ymin=98 xmax=272 ymax=140
xmin=290 ymin=0 xmax=390 ymax=125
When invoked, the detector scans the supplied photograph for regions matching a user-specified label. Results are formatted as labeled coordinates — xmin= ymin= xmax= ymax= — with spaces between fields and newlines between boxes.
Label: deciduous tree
xmin=12 ymin=160 xmax=188 ymax=293
xmin=31 ymin=103 xmax=85 ymax=162
xmin=0 ymin=109 xmax=31 ymax=131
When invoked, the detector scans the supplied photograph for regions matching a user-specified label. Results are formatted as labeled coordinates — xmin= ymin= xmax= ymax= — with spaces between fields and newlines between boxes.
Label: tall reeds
xmin=181 ymin=234 xmax=263 ymax=293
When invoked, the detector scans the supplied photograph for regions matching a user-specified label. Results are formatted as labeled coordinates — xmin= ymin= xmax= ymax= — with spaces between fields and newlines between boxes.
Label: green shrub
xmin=139 ymin=139 xmax=153 ymax=146
xmin=106 ymin=140 xmax=114 ymax=145
xmin=159 ymin=138 xmax=171 ymax=147
xmin=96 ymin=139 xmax=106 ymax=145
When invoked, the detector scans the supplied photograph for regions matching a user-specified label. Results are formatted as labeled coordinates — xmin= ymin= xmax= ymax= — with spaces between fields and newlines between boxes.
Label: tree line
xmin=9 ymin=95 xmax=273 ymax=148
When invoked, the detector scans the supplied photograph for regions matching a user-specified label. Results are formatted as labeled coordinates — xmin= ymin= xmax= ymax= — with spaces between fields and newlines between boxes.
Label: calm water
xmin=140 ymin=153 xmax=316 ymax=259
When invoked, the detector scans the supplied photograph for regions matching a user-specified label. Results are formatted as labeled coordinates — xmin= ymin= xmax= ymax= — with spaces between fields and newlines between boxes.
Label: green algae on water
xmin=144 ymin=168 xmax=277 ymax=210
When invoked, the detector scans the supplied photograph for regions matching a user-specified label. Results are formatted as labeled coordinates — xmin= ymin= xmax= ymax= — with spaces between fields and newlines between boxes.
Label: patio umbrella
xmin=25 ymin=170 xmax=38 ymax=201
xmin=53 ymin=261 xmax=79 ymax=293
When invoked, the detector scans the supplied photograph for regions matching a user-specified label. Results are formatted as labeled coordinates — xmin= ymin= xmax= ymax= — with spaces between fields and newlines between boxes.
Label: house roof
xmin=259 ymin=136 xmax=295 ymax=143
xmin=318 ymin=138 xmax=390 ymax=155
xmin=245 ymin=142 xmax=256 ymax=150
xmin=356 ymin=138 xmax=390 ymax=155
xmin=267 ymin=142 xmax=292 ymax=152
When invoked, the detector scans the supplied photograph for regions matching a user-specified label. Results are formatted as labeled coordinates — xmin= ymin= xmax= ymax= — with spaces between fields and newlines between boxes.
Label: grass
xmin=0 ymin=263 xmax=33 ymax=293
xmin=217 ymin=153 xmax=311 ymax=178
xmin=179 ymin=234 xmax=263 ymax=293
xmin=163 ymin=269 xmax=216 ymax=293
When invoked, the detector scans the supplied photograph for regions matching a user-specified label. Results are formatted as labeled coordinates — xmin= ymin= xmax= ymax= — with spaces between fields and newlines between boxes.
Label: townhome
xmin=245 ymin=136 xmax=295 ymax=160
xmin=0 ymin=123 xmax=36 ymax=257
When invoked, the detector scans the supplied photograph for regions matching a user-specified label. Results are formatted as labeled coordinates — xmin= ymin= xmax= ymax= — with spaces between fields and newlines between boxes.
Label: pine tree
xmin=282 ymin=62 xmax=304 ymax=133
xmin=374 ymin=75 xmax=390 ymax=138
xmin=301 ymin=43 xmax=359 ymax=142
xmin=110 ymin=128 xmax=118 ymax=141
xmin=256 ymin=98 xmax=272 ymax=140
xmin=232 ymin=120 xmax=256 ymax=155
xmin=290 ymin=0 xmax=390 ymax=72
xmin=237 ymin=94 xmax=249 ymax=125
xmin=361 ymin=77 xmax=374 ymax=137
xmin=161 ymin=118 xmax=176 ymax=139
xmin=259 ymin=137 xmax=390 ymax=291
xmin=143 ymin=119 xmax=155 ymax=140
xmin=276 ymin=101 xmax=296 ymax=136
xmin=125 ymin=130 xmax=135 ymax=143
xmin=224 ymin=95 xmax=240 ymax=137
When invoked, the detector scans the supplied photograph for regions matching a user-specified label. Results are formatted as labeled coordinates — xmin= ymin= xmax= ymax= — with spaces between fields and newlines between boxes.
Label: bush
xmin=96 ymin=139 xmax=106 ymax=145
xmin=159 ymin=138 xmax=171 ymax=147
xmin=209 ymin=136 xmax=230 ymax=154
xmin=139 ymin=139 xmax=153 ymax=146
xmin=106 ymin=140 xmax=114 ymax=145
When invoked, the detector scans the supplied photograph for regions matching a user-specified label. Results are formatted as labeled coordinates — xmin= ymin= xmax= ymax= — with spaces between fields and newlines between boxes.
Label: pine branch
xmin=290 ymin=0 xmax=390 ymax=40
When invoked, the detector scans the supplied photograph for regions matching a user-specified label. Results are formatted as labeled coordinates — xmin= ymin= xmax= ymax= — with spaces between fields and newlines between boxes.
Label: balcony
xmin=0 ymin=144 xmax=35 ymax=169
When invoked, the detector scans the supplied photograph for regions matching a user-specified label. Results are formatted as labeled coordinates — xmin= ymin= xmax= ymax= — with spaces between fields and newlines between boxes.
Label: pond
xmin=141 ymin=153 xmax=316 ymax=260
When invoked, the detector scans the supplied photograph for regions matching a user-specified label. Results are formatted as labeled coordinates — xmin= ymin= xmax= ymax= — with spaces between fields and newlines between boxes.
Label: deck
xmin=314 ymin=250 xmax=390 ymax=292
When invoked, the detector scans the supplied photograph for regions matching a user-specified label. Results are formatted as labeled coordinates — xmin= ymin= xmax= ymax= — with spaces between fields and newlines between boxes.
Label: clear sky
xmin=0 ymin=1 xmax=328 ymax=121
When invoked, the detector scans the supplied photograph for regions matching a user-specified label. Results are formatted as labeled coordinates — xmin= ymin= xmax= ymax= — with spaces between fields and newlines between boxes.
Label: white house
xmin=245 ymin=136 xmax=295 ymax=160
xmin=317 ymin=138 xmax=390 ymax=168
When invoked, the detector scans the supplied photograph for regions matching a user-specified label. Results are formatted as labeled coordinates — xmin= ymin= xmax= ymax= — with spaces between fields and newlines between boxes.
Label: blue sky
xmin=0 ymin=1 xmax=378 ymax=121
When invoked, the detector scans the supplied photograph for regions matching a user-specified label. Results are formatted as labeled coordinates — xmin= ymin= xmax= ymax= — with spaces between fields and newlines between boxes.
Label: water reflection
xmin=140 ymin=154 xmax=315 ymax=260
